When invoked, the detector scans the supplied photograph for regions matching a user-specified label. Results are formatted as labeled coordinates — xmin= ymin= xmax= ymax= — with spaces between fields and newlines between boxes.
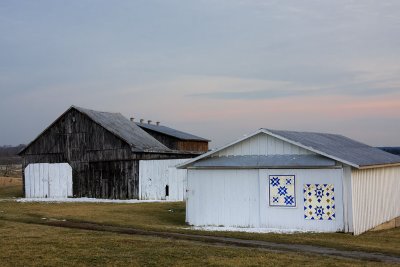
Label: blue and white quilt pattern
xmin=269 ymin=175 xmax=296 ymax=207
xmin=304 ymin=184 xmax=335 ymax=220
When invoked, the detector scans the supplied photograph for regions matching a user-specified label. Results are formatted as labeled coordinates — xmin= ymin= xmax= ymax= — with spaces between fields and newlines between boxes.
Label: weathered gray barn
xmin=179 ymin=128 xmax=400 ymax=235
xmin=19 ymin=106 xmax=208 ymax=199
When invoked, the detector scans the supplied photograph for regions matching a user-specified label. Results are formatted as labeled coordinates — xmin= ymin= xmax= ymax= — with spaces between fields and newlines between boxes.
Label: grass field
xmin=2 ymin=220 xmax=386 ymax=267
xmin=1 ymin=183 xmax=399 ymax=266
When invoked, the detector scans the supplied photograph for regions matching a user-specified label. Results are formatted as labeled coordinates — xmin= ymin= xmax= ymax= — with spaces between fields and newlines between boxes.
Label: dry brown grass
xmin=0 ymin=220 xmax=389 ymax=267
xmin=0 ymin=177 xmax=22 ymax=186
xmin=0 ymin=200 xmax=399 ymax=257
xmin=1 ymin=182 xmax=399 ymax=259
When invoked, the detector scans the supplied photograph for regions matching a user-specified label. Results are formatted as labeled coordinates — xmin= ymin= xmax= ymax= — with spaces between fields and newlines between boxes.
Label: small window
xmin=165 ymin=185 xmax=169 ymax=197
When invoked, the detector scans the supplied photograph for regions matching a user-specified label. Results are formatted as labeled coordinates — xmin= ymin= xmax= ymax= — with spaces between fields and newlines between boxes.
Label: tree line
xmin=0 ymin=144 xmax=26 ymax=164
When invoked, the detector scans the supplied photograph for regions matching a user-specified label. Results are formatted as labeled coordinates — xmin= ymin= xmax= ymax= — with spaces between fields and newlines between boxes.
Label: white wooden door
xmin=25 ymin=163 xmax=73 ymax=198
xmin=139 ymin=159 xmax=189 ymax=201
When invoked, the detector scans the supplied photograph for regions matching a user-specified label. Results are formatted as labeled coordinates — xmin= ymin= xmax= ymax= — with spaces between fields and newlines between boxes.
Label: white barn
xmin=179 ymin=129 xmax=400 ymax=235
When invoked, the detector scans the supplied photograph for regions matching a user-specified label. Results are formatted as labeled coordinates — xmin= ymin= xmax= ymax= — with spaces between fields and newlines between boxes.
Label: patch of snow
xmin=186 ymin=226 xmax=311 ymax=234
xmin=16 ymin=198 xmax=178 ymax=204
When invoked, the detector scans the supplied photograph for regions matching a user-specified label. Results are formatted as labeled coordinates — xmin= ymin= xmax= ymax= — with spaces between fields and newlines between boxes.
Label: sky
xmin=1 ymin=0 xmax=399 ymax=148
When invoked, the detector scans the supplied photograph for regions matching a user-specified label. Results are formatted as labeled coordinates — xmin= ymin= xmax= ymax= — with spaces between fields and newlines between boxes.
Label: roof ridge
xmin=75 ymin=107 xmax=170 ymax=152
xmin=137 ymin=122 xmax=210 ymax=141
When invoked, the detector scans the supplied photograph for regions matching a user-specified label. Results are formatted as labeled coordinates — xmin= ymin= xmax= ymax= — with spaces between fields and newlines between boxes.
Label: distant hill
xmin=378 ymin=147 xmax=400 ymax=156
xmin=0 ymin=144 xmax=26 ymax=165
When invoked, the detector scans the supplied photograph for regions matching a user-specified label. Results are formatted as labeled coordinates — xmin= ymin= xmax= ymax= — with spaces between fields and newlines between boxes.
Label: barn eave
xmin=178 ymin=128 xmax=400 ymax=169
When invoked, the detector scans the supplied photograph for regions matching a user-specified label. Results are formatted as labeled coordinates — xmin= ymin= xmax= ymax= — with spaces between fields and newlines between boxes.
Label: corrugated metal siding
xmin=351 ymin=166 xmax=400 ymax=235
xmin=215 ymin=133 xmax=315 ymax=157
xmin=139 ymin=159 xmax=189 ymax=201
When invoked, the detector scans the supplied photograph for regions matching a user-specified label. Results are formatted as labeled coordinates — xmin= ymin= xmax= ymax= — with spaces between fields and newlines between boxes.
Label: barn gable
xmin=179 ymin=128 xmax=400 ymax=169
xmin=214 ymin=132 xmax=315 ymax=157
xmin=19 ymin=106 xmax=195 ymax=200
xmin=20 ymin=106 xmax=169 ymax=156
xmin=20 ymin=107 xmax=131 ymax=159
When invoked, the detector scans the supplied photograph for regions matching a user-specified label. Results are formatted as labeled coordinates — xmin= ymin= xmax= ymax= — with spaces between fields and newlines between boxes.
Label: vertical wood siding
xmin=260 ymin=168 xmax=344 ymax=232
xmin=21 ymin=108 xmax=193 ymax=199
xmin=139 ymin=159 xmax=189 ymax=200
xmin=215 ymin=133 xmax=315 ymax=157
xmin=186 ymin=168 xmax=344 ymax=232
xmin=351 ymin=166 xmax=400 ymax=235
xmin=25 ymin=163 xmax=72 ymax=198
xmin=186 ymin=169 xmax=260 ymax=227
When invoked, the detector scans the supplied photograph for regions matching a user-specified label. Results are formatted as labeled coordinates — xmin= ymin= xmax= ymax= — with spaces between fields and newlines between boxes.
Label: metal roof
xmin=74 ymin=107 xmax=170 ymax=152
xmin=263 ymin=129 xmax=400 ymax=168
xmin=136 ymin=122 xmax=210 ymax=142
xmin=191 ymin=155 xmax=336 ymax=168
xmin=178 ymin=129 xmax=400 ymax=169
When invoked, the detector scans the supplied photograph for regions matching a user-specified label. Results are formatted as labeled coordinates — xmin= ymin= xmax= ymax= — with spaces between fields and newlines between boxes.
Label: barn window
xmin=165 ymin=185 xmax=169 ymax=197
xmin=269 ymin=175 xmax=296 ymax=207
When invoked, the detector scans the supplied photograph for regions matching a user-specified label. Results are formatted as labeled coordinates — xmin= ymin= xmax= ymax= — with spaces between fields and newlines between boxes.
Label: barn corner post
xmin=21 ymin=157 xmax=26 ymax=198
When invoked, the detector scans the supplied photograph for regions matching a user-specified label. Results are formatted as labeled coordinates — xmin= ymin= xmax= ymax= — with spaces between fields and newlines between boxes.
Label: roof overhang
xmin=188 ymin=154 xmax=337 ymax=169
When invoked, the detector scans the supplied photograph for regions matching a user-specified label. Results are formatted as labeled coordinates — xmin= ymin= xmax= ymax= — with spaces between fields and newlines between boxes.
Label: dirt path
xmin=30 ymin=220 xmax=398 ymax=264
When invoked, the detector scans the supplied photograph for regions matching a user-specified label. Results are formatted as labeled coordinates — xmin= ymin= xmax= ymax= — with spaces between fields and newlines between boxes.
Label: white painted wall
xmin=342 ymin=166 xmax=354 ymax=233
xmin=186 ymin=168 xmax=344 ymax=232
xmin=139 ymin=159 xmax=189 ymax=201
xmin=260 ymin=168 xmax=344 ymax=232
xmin=186 ymin=169 xmax=260 ymax=227
xmin=24 ymin=163 xmax=73 ymax=198
xmin=351 ymin=166 xmax=400 ymax=235
xmin=215 ymin=133 xmax=316 ymax=157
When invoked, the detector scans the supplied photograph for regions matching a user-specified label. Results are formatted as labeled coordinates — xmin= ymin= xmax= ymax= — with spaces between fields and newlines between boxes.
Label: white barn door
xmin=25 ymin=163 xmax=73 ymax=198
xmin=139 ymin=159 xmax=189 ymax=201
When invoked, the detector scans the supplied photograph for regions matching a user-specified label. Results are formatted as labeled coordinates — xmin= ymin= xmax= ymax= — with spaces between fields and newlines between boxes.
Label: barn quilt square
xmin=303 ymin=184 xmax=335 ymax=220
xmin=269 ymin=175 xmax=295 ymax=207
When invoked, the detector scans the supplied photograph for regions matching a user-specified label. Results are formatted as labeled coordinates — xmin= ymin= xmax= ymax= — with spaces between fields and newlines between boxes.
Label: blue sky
xmin=1 ymin=0 xmax=399 ymax=147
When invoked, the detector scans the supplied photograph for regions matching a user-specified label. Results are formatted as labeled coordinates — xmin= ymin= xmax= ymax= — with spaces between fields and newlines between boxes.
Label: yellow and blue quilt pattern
xmin=304 ymin=184 xmax=335 ymax=220
xmin=269 ymin=175 xmax=295 ymax=207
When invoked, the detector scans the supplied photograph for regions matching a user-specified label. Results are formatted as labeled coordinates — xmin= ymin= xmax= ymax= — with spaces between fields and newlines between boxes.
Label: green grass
xmin=0 ymin=220 xmax=391 ymax=267
xmin=1 ymin=183 xmax=399 ymax=261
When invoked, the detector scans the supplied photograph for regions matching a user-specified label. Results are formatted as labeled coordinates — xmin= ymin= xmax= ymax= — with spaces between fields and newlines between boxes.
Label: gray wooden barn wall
xmin=21 ymin=109 xmax=189 ymax=199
